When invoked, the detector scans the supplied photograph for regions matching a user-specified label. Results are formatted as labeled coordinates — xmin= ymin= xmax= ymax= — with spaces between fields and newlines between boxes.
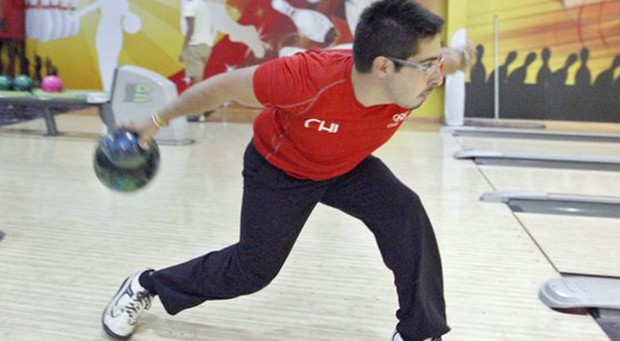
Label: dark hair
xmin=353 ymin=0 xmax=444 ymax=72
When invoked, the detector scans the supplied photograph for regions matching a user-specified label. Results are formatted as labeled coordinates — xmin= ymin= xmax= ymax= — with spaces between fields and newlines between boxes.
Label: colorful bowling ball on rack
xmin=0 ymin=75 xmax=13 ymax=91
xmin=41 ymin=75 xmax=63 ymax=92
xmin=93 ymin=129 xmax=160 ymax=193
xmin=12 ymin=75 xmax=33 ymax=91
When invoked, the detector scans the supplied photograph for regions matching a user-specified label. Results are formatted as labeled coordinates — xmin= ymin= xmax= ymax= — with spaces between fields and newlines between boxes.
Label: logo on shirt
xmin=386 ymin=112 xmax=409 ymax=128
xmin=304 ymin=118 xmax=340 ymax=133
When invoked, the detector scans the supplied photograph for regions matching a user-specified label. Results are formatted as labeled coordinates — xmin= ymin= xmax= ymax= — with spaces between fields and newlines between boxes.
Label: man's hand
xmin=442 ymin=39 xmax=476 ymax=74
xmin=460 ymin=40 xmax=476 ymax=70
xmin=117 ymin=115 xmax=162 ymax=148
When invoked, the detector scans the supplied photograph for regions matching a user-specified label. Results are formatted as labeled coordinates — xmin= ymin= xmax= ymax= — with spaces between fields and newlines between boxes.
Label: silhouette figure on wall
xmin=536 ymin=48 xmax=552 ymax=86
xmin=19 ymin=48 xmax=29 ymax=77
xmin=487 ymin=51 xmax=517 ymax=89
xmin=6 ymin=39 xmax=17 ymax=77
xmin=470 ymin=44 xmax=486 ymax=84
xmin=508 ymin=52 xmax=536 ymax=84
xmin=465 ymin=44 xmax=491 ymax=117
xmin=591 ymin=55 xmax=620 ymax=119
xmin=506 ymin=51 xmax=538 ymax=119
xmin=575 ymin=47 xmax=591 ymax=87
xmin=572 ymin=48 xmax=593 ymax=120
xmin=546 ymin=53 xmax=579 ymax=120
xmin=614 ymin=73 xmax=620 ymax=114
xmin=484 ymin=51 xmax=517 ymax=118
xmin=465 ymin=44 xmax=620 ymax=123
xmin=549 ymin=53 xmax=577 ymax=87
xmin=32 ymin=54 xmax=42 ymax=87
xmin=593 ymin=55 xmax=620 ymax=88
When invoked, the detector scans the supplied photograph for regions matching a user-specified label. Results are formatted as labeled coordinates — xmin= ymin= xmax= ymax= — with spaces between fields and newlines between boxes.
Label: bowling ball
xmin=13 ymin=75 xmax=33 ymax=91
xmin=0 ymin=75 xmax=13 ymax=91
xmin=41 ymin=75 xmax=63 ymax=92
xmin=93 ymin=129 xmax=160 ymax=193
xmin=94 ymin=146 xmax=160 ymax=193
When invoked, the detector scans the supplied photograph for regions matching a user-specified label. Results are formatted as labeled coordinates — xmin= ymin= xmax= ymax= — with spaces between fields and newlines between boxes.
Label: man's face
xmin=386 ymin=34 xmax=444 ymax=109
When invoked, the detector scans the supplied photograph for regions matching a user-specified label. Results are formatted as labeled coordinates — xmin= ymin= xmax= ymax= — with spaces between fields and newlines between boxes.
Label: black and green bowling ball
xmin=12 ymin=75 xmax=33 ymax=92
xmin=93 ymin=129 xmax=160 ymax=193
xmin=0 ymin=75 xmax=13 ymax=91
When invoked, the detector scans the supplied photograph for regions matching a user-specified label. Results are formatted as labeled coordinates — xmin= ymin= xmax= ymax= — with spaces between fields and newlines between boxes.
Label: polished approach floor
xmin=0 ymin=110 xmax=616 ymax=340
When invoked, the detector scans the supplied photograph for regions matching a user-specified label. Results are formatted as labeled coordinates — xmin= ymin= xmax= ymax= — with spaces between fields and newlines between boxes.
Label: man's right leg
xmin=102 ymin=142 xmax=328 ymax=339
xmin=150 ymin=142 xmax=329 ymax=314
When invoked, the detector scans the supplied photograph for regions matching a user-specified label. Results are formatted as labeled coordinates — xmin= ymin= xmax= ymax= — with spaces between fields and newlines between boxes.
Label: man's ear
xmin=372 ymin=56 xmax=394 ymax=79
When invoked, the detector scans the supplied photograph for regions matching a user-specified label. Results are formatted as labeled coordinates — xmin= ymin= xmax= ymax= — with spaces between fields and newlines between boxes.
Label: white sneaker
xmin=391 ymin=330 xmax=442 ymax=341
xmin=102 ymin=269 xmax=153 ymax=340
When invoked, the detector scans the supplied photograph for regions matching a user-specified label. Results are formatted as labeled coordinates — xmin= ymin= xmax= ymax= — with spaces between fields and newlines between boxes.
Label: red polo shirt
xmin=253 ymin=50 xmax=411 ymax=180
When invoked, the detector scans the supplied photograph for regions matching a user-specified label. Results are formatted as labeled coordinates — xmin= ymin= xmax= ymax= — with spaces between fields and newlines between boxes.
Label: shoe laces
xmin=125 ymin=291 xmax=152 ymax=325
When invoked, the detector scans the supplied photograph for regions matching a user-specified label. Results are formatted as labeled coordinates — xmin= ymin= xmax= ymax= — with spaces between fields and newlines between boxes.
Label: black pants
xmin=152 ymin=142 xmax=449 ymax=341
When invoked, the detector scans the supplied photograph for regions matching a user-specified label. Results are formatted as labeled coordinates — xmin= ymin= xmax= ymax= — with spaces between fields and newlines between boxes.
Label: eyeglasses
xmin=389 ymin=56 xmax=444 ymax=75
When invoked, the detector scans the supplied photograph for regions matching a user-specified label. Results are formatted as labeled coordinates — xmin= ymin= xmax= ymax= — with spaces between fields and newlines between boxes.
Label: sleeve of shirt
xmin=253 ymin=53 xmax=313 ymax=108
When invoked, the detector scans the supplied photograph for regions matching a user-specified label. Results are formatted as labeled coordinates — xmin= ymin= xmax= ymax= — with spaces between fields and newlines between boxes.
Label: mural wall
xmin=23 ymin=0 xmax=446 ymax=117
xmin=465 ymin=0 xmax=620 ymax=122
xmin=24 ymin=0 xmax=619 ymax=122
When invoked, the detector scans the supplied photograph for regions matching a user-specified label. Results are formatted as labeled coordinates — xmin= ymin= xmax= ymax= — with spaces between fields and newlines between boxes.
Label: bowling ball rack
xmin=0 ymin=90 xmax=114 ymax=136
xmin=2 ymin=65 xmax=190 ymax=145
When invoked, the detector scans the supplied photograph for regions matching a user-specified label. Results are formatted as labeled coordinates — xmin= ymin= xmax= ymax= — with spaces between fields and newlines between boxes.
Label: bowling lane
xmin=477 ymin=166 xmax=620 ymax=197
xmin=514 ymin=213 xmax=620 ymax=277
xmin=455 ymin=134 xmax=620 ymax=196
xmin=453 ymin=135 xmax=620 ymax=279
xmin=0 ymin=115 xmax=608 ymax=340
xmin=454 ymin=136 xmax=620 ymax=157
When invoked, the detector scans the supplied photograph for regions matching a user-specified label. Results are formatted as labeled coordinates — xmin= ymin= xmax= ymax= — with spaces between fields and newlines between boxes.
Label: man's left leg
xmin=320 ymin=156 xmax=449 ymax=341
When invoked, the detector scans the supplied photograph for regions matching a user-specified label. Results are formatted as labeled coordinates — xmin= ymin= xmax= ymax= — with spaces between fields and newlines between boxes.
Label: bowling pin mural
xmin=271 ymin=0 xmax=334 ymax=44
xmin=25 ymin=0 xmax=37 ymax=40
xmin=59 ymin=0 xmax=71 ymax=38
xmin=277 ymin=0 xmax=375 ymax=56
xmin=69 ymin=0 xmax=79 ymax=37
xmin=181 ymin=1 xmax=269 ymax=60
xmin=344 ymin=0 xmax=376 ymax=38
xmin=50 ymin=0 xmax=62 ymax=41
xmin=40 ymin=0 xmax=52 ymax=42
xmin=25 ymin=0 xmax=80 ymax=41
